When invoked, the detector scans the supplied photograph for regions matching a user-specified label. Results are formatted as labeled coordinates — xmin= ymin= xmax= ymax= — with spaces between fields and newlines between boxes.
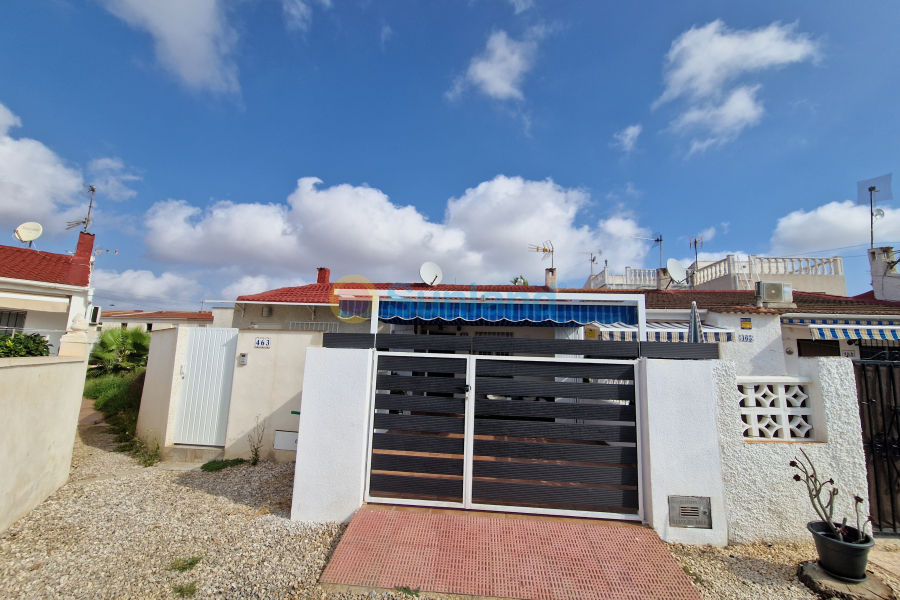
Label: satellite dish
xmin=420 ymin=262 xmax=443 ymax=286
xmin=14 ymin=222 xmax=42 ymax=244
xmin=666 ymin=258 xmax=688 ymax=283
xmin=874 ymin=208 xmax=886 ymax=220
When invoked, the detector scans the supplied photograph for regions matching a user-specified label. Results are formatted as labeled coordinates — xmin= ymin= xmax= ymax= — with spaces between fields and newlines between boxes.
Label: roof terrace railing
xmin=692 ymin=255 xmax=844 ymax=286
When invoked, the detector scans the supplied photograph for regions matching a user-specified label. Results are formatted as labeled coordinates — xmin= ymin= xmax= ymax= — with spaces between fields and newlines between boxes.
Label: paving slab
xmin=321 ymin=506 xmax=701 ymax=600
xmin=797 ymin=561 xmax=895 ymax=600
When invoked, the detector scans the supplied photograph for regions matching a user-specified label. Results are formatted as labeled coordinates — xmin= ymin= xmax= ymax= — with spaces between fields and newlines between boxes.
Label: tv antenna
xmin=67 ymin=184 xmax=97 ymax=231
xmin=665 ymin=258 xmax=688 ymax=287
xmin=578 ymin=250 xmax=603 ymax=276
xmin=633 ymin=233 xmax=663 ymax=268
xmin=419 ymin=262 xmax=443 ymax=286
xmin=688 ymin=236 xmax=704 ymax=267
xmin=529 ymin=240 xmax=554 ymax=268
xmin=14 ymin=222 xmax=43 ymax=249
xmin=857 ymin=174 xmax=893 ymax=248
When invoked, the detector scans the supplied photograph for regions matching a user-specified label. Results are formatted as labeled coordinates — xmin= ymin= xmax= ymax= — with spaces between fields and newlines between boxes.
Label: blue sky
xmin=1 ymin=0 xmax=899 ymax=309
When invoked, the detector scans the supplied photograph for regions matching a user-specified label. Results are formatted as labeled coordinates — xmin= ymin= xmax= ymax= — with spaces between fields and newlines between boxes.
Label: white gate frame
xmin=363 ymin=351 xmax=644 ymax=522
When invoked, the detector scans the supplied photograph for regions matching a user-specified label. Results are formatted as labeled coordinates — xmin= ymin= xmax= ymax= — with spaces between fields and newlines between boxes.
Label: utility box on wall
xmin=668 ymin=496 xmax=712 ymax=529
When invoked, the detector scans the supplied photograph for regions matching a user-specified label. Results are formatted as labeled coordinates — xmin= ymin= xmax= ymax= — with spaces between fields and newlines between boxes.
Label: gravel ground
xmin=8 ymin=425 xmax=900 ymax=600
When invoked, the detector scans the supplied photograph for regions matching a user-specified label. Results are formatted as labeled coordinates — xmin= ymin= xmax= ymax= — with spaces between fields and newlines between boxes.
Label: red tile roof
xmin=101 ymin=311 xmax=213 ymax=321
xmin=0 ymin=233 xmax=94 ymax=287
xmin=237 ymin=278 xmax=900 ymax=317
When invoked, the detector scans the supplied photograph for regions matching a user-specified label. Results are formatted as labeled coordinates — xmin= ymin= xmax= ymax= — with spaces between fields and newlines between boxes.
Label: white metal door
xmin=364 ymin=351 xmax=643 ymax=521
xmin=174 ymin=328 xmax=239 ymax=446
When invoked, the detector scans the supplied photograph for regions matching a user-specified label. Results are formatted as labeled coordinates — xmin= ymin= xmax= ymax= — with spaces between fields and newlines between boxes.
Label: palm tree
xmin=510 ymin=275 xmax=529 ymax=285
xmin=88 ymin=326 xmax=152 ymax=378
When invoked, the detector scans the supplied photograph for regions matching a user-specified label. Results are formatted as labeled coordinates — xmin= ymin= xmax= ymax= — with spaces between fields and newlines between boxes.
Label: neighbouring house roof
xmin=101 ymin=310 xmax=213 ymax=321
xmin=237 ymin=283 xmax=553 ymax=304
xmin=0 ymin=232 xmax=94 ymax=288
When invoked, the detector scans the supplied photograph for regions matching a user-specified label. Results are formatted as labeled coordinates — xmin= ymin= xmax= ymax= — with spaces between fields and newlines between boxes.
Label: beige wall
xmin=0 ymin=356 xmax=88 ymax=533
xmin=136 ymin=327 xmax=189 ymax=448
xmin=694 ymin=273 xmax=847 ymax=296
xmin=231 ymin=303 xmax=373 ymax=333
xmin=224 ymin=330 xmax=323 ymax=462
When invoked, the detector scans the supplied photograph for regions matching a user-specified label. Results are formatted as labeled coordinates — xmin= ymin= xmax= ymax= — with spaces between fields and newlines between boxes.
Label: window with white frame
xmin=738 ymin=382 xmax=813 ymax=440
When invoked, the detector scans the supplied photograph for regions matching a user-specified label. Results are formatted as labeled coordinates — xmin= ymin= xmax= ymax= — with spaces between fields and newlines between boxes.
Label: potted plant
xmin=790 ymin=449 xmax=875 ymax=582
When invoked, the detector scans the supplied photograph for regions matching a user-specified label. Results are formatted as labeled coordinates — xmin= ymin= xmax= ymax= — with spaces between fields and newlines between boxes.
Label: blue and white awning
xmin=783 ymin=317 xmax=900 ymax=326
xmin=588 ymin=321 xmax=734 ymax=343
xmin=811 ymin=326 xmax=900 ymax=341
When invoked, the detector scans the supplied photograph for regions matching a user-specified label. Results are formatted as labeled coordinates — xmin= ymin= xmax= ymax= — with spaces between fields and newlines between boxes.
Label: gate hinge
xmin=460 ymin=385 xmax=471 ymax=393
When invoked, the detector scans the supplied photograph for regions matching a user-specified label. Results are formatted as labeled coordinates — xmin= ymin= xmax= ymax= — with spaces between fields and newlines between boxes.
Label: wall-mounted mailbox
xmin=238 ymin=353 xmax=248 ymax=366
xmin=668 ymin=496 xmax=712 ymax=529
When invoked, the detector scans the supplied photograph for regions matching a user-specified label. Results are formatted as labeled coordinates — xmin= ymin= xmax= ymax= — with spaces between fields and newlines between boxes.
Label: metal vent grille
xmin=668 ymin=496 xmax=711 ymax=529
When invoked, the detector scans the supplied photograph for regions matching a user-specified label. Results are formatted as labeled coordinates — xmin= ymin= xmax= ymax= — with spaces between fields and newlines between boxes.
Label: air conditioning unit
xmin=755 ymin=281 xmax=793 ymax=303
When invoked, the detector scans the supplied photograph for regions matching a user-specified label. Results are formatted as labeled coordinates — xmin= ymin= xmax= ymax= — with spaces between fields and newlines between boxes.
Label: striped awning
xmin=590 ymin=321 xmax=734 ymax=343
xmin=783 ymin=317 xmax=900 ymax=326
xmin=810 ymin=325 xmax=900 ymax=341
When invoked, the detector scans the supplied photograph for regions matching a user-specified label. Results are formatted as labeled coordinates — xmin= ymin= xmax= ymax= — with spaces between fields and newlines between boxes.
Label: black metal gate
xmin=854 ymin=360 xmax=900 ymax=534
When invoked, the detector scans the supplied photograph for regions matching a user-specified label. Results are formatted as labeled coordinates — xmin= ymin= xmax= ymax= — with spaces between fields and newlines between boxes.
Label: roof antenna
xmin=529 ymin=240 xmax=554 ymax=268
xmin=632 ymin=233 xmax=664 ymax=268
xmin=67 ymin=184 xmax=97 ymax=231
xmin=688 ymin=236 xmax=704 ymax=289
xmin=579 ymin=250 xmax=603 ymax=275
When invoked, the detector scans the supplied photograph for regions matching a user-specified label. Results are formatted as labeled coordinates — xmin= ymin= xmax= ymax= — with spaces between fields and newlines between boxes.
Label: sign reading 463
xmin=255 ymin=337 xmax=271 ymax=349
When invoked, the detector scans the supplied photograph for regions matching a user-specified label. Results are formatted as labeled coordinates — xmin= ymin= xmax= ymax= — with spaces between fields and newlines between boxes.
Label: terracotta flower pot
xmin=807 ymin=521 xmax=875 ymax=582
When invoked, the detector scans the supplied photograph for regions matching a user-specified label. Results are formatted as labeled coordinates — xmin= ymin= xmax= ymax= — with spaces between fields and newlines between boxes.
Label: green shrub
xmin=200 ymin=458 xmax=246 ymax=472
xmin=0 ymin=333 xmax=51 ymax=357
xmin=83 ymin=376 xmax=125 ymax=400
xmin=172 ymin=582 xmax=198 ymax=598
xmin=88 ymin=326 xmax=151 ymax=378
xmin=83 ymin=369 xmax=151 ymax=463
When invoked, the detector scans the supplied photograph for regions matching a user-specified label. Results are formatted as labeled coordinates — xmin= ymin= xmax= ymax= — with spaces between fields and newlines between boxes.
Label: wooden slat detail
xmin=374 ymin=413 xmax=465 ymax=434
xmin=373 ymin=433 xmax=464 ymax=455
xmin=640 ymin=341 xmax=719 ymax=359
xmin=472 ymin=460 xmax=637 ymax=486
xmin=376 ymin=334 xmax=471 ymax=353
xmin=474 ymin=419 xmax=635 ymax=442
xmin=377 ymin=374 xmax=467 ymax=394
xmin=475 ymin=398 xmax=634 ymax=421
xmin=475 ymin=378 xmax=634 ymax=400
xmin=378 ymin=355 xmax=468 ymax=374
xmin=369 ymin=473 xmax=463 ymax=499
xmin=476 ymin=360 xmax=634 ymax=380
xmin=375 ymin=394 xmax=465 ymax=414
xmin=471 ymin=480 xmax=638 ymax=508
xmin=472 ymin=338 xmax=640 ymax=358
xmin=371 ymin=454 xmax=463 ymax=476
xmin=474 ymin=439 xmax=637 ymax=464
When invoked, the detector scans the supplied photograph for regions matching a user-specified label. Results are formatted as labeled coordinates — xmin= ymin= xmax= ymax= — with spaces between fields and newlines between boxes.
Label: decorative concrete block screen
xmin=738 ymin=381 xmax=812 ymax=439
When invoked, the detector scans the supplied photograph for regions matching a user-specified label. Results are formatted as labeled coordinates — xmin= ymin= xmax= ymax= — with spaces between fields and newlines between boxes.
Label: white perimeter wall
xmin=641 ymin=359 xmax=729 ymax=545
xmin=136 ymin=327 xmax=189 ymax=448
xmin=291 ymin=347 xmax=372 ymax=522
xmin=706 ymin=313 xmax=787 ymax=376
xmin=0 ymin=356 xmax=88 ymax=533
xmin=715 ymin=357 xmax=868 ymax=543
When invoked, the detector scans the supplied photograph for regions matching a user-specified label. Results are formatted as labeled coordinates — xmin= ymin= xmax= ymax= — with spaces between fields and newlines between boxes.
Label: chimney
xmin=545 ymin=267 xmax=557 ymax=290
xmin=316 ymin=267 xmax=331 ymax=285
xmin=67 ymin=232 xmax=94 ymax=287
xmin=656 ymin=268 xmax=671 ymax=291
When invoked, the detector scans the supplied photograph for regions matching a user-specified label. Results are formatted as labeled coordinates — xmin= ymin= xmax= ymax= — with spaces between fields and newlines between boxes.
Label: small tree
xmin=510 ymin=275 xmax=529 ymax=285
xmin=89 ymin=326 xmax=151 ymax=378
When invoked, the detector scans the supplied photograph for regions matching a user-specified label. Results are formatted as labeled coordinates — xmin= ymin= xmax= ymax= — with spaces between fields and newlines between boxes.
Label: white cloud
xmin=698 ymin=226 xmax=717 ymax=241
xmin=447 ymin=27 xmax=547 ymax=101
xmin=611 ymin=124 xmax=642 ymax=153
xmin=281 ymin=0 xmax=331 ymax=32
xmin=143 ymin=175 xmax=652 ymax=286
xmin=769 ymin=200 xmax=896 ymax=255
xmin=91 ymin=269 xmax=204 ymax=310
xmin=0 ymin=102 xmax=85 ymax=232
xmin=88 ymin=157 xmax=142 ymax=201
xmin=100 ymin=0 xmax=239 ymax=95
xmin=506 ymin=0 xmax=535 ymax=13
xmin=656 ymin=20 xmax=819 ymax=151
xmin=380 ymin=24 xmax=393 ymax=51
xmin=220 ymin=275 xmax=306 ymax=300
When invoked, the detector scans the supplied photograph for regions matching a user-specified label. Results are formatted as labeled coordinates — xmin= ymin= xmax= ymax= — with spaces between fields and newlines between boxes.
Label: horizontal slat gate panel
xmin=374 ymin=413 xmax=465 ymax=434
xmin=476 ymin=360 xmax=634 ymax=380
xmin=370 ymin=474 xmax=463 ymax=498
xmin=472 ymin=461 xmax=638 ymax=486
xmin=375 ymin=394 xmax=465 ymax=414
xmin=376 ymin=335 xmax=472 ymax=353
xmin=378 ymin=356 xmax=468 ymax=374
xmin=371 ymin=454 xmax=463 ymax=475
xmin=475 ymin=398 xmax=635 ymax=421
xmin=472 ymin=338 xmax=640 ymax=358
xmin=376 ymin=374 xmax=468 ymax=394
xmin=323 ymin=333 xmax=374 ymax=348
xmin=640 ymin=341 xmax=719 ymax=359
xmin=475 ymin=379 xmax=634 ymax=400
xmin=473 ymin=439 xmax=637 ymax=464
xmin=474 ymin=419 xmax=636 ymax=442
xmin=373 ymin=433 xmax=464 ymax=455
xmin=472 ymin=481 xmax=639 ymax=509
